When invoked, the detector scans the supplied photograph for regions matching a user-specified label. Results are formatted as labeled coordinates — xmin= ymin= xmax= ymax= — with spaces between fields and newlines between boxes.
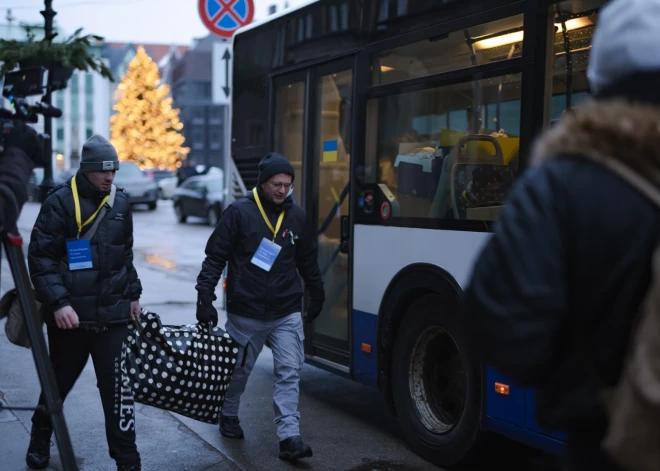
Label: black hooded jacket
xmin=28 ymin=172 xmax=142 ymax=327
xmin=196 ymin=188 xmax=324 ymax=320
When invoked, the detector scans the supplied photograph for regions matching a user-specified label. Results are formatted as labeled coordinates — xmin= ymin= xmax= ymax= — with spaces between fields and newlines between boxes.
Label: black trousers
xmin=32 ymin=324 xmax=140 ymax=465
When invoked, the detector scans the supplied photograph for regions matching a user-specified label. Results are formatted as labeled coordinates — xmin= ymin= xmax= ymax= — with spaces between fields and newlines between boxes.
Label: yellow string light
xmin=110 ymin=46 xmax=190 ymax=170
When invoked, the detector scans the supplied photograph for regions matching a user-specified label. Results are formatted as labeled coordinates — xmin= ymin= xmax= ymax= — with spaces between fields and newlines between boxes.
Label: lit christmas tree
xmin=110 ymin=46 xmax=189 ymax=169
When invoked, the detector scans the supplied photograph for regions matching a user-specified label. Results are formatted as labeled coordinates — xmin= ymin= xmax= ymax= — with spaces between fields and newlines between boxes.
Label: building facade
xmin=167 ymin=35 xmax=227 ymax=169
xmin=51 ymin=62 xmax=111 ymax=170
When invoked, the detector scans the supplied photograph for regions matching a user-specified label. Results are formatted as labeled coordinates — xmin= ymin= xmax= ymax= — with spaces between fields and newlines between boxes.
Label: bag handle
xmin=80 ymin=185 xmax=117 ymax=241
xmin=596 ymin=158 xmax=660 ymax=210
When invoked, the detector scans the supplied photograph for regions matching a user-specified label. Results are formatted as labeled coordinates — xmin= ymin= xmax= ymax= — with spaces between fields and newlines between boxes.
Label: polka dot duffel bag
xmin=122 ymin=310 xmax=239 ymax=425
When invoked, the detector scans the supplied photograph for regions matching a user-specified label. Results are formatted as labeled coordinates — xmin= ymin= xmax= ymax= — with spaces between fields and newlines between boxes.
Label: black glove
xmin=3 ymin=121 xmax=41 ymax=166
xmin=305 ymin=298 xmax=324 ymax=323
xmin=196 ymin=292 xmax=218 ymax=326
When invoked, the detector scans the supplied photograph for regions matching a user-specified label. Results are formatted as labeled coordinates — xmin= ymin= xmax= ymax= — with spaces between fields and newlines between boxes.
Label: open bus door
xmin=306 ymin=59 xmax=353 ymax=372
xmin=272 ymin=58 xmax=354 ymax=373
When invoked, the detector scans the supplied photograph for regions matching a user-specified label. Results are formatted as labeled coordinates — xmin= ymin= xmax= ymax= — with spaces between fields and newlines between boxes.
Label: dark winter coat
xmin=0 ymin=146 xmax=35 ymax=284
xmin=28 ymin=172 xmax=142 ymax=327
xmin=463 ymin=98 xmax=660 ymax=437
xmin=0 ymin=146 xmax=34 ymax=233
xmin=196 ymin=189 xmax=324 ymax=320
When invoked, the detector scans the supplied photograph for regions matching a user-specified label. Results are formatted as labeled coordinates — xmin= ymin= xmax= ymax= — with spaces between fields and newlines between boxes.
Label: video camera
xmin=0 ymin=67 xmax=63 ymax=167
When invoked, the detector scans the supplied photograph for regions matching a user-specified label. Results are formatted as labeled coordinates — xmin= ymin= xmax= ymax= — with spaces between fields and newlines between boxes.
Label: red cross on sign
xmin=198 ymin=0 xmax=254 ymax=39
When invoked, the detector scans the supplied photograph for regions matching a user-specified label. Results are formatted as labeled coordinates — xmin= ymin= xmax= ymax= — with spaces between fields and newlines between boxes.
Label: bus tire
xmin=392 ymin=293 xmax=481 ymax=468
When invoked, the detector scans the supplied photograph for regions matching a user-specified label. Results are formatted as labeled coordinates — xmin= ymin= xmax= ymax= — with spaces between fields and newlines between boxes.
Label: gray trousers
xmin=222 ymin=311 xmax=305 ymax=441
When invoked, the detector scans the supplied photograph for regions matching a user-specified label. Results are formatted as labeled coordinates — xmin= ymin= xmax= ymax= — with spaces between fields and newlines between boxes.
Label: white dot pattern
xmin=124 ymin=311 xmax=238 ymax=425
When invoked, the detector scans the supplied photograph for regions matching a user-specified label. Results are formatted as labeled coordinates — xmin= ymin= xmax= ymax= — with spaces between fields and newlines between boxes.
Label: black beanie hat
xmin=79 ymin=135 xmax=120 ymax=173
xmin=257 ymin=152 xmax=295 ymax=184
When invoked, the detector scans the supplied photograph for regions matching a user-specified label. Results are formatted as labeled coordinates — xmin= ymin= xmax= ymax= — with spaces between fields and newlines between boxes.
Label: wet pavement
xmin=0 ymin=201 xmax=560 ymax=471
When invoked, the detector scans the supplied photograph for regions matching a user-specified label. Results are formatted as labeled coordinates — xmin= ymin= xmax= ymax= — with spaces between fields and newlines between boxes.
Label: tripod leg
xmin=3 ymin=232 xmax=78 ymax=471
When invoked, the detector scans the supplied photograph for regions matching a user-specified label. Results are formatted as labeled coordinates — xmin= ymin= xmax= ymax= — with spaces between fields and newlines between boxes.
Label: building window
xmin=209 ymin=130 xmax=221 ymax=150
xmin=340 ymin=2 xmax=349 ymax=31
xmin=57 ymin=128 xmax=64 ymax=141
xmin=209 ymin=106 xmax=223 ymax=124
xmin=86 ymin=128 xmax=94 ymax=139
xmin=191 ymin=127 xmax=205 ymax=150
xmin=173 ymin=83 xmax=188 ymax=102
xmin=71 ymin=91 xmax=79 ymax=121
xmin=191 ymin=107 xmax=205 ymax=125
xmin=85 ymin=74 xmax=93 ymax=94
xmin=86 ymin=100 xmax=94 ymax=125
xmin=70 ymin=74 xmax=79 ymax=94
xmin=56 ymin=91 xmax=64 ymax=110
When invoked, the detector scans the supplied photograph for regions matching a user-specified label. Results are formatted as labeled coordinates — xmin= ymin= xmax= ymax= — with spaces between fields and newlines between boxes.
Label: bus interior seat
xmin=429 ymin=134 xmax=517 ymax=219
xmin=452 ymin=163 xmax=514 ymax=220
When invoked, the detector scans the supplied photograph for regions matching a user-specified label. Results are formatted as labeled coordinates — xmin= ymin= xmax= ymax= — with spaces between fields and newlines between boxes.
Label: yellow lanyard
xmin=71 ymin=176 xmax=110 ymax=238
xmin=252 ymin=188 xmax=285 ymax=241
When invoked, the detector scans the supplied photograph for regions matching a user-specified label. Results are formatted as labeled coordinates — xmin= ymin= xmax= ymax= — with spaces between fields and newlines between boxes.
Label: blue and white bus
xmin=228 ymin=0 xmax=605 ymax=466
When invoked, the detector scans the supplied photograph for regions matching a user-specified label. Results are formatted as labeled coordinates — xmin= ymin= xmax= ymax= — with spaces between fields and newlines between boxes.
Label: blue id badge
xmin=66 ymin=239 xmax=93 ymax=270
xmin=251 ymin=238 xmax=282 ymax=272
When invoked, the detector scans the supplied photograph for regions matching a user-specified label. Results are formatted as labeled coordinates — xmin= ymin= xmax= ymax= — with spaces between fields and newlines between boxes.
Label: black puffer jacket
xmin=463 ymin=98 xmax=660 ymax=436
xmin=28 ymin=172 xmax=142 ymax=327
xmin=196 ymin=188 xmax=324 ymax=320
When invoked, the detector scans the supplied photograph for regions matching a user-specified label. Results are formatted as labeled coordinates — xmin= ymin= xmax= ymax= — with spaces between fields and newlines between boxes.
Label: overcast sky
xmin=6 ymin=0 xmax=313 ymax=45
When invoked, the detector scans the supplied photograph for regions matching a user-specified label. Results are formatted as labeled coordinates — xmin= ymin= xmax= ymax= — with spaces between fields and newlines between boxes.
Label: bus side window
xmin=367 ymin=74 xmax=522 ymax=222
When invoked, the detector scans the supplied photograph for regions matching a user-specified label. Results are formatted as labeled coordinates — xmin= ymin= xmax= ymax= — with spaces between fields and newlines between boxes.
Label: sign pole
xmin=224 ymin=101 xmax=232 ymax=206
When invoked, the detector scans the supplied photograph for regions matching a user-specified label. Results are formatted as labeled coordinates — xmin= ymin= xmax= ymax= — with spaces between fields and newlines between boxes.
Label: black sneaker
xmin=25 ymin=424 xmax=52 ymax=469
xmin=278 ymin=436 xmax=313 ymax=461
xmin=219 ymin=415 xmax=244 ymax=439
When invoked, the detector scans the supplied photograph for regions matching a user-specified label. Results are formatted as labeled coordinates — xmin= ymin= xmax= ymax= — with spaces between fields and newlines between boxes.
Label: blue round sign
xmin=198 ymin=0 xmax=254 ymax=38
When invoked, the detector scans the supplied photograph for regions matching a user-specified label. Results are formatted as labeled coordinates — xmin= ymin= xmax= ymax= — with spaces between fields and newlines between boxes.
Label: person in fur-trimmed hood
xmin=462 ymin=1 xmax=660 ymax=470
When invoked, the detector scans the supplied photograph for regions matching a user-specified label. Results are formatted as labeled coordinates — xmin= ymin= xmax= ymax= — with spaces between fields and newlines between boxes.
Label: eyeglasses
xmin=268 ymin=181 xmax=293 ymax=191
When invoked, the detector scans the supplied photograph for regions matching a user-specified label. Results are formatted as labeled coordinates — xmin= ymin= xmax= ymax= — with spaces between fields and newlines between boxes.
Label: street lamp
xmin=39 ymin=0 xmax=56 ymax=202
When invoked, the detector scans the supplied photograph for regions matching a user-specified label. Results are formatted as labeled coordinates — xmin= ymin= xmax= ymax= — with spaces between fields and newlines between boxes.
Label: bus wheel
xmin=392 ymin=293 xmax=481 ymax=467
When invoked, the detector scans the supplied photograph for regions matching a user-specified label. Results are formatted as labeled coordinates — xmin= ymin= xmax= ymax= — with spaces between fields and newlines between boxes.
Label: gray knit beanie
xmin=80 ymin=135 xmax=120 ymax=173
xmin=587 ymin=0 xmax=660 ymax=95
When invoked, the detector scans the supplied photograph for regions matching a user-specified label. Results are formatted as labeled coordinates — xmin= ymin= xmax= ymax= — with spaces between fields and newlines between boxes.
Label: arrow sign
xmin=222 ymin=49 xmax=231 ymax=98
xmin=212 ymin=42 xmax=232 ymax=105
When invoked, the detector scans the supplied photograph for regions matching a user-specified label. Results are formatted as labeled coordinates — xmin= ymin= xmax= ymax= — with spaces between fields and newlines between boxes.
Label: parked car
xmin=172 ymin=173 xmax=224 ymax=226
xmin=158 ymin=176 xmax=178 ymax=200
xmin=114 ymin=161 xmax=159 ymax=210
xmin=28 ymin=168 xmax=75 ymax=201
xmin=144 ymin=168 xmax=174 ymax=183
xmin=161 ymin=165 xmax=223 ymax=200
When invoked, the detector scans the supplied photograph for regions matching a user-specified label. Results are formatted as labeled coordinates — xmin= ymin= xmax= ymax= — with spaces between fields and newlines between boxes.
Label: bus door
xmin=306 ymin=59 xmax=354 ymax=371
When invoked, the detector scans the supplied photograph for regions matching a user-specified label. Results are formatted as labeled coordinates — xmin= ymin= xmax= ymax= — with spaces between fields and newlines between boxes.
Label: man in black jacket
xmin=196 ymin=152 xmax=325 ymax=461
xmin=26 ymin=135 xmax=142 ymax=471
xmin=462 ymin=1 xmax=660 ymax=470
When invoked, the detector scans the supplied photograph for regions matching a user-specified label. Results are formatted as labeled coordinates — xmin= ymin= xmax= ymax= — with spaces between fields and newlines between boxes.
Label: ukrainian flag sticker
xmin=323 ymin=140 xmax=338 ymax=162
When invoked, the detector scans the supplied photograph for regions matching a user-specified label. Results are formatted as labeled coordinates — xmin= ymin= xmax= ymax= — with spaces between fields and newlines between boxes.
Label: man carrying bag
xmin=196 ymin=152 xmax=325 ymax=462
xmin=26 ymin=135 xmax=143 ymax=471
